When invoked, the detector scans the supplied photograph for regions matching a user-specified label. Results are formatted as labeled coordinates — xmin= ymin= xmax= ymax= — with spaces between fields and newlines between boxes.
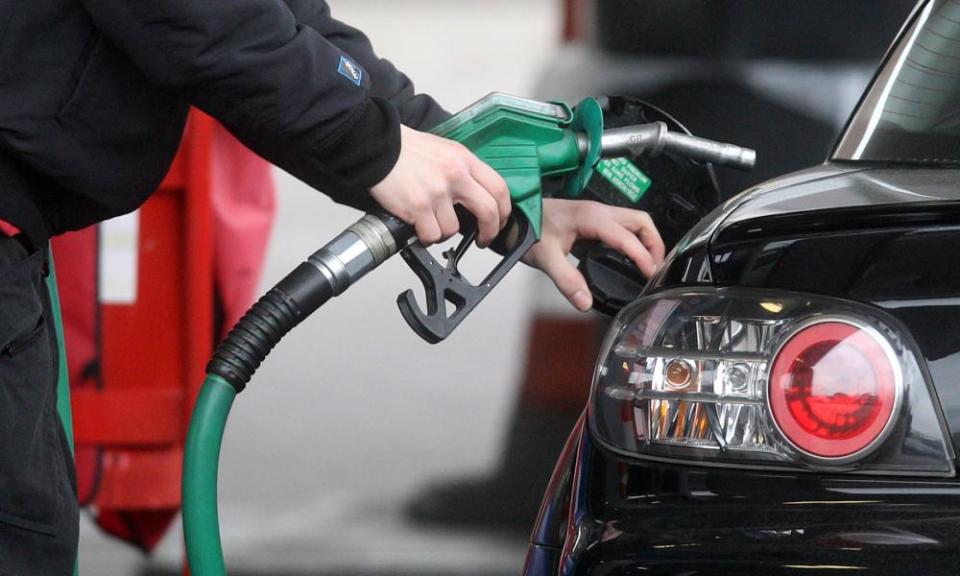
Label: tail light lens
xmin=590 ymin=288 xmax=953 ymax=475
xmin=769 ymin=320 xmax=901 ymax=461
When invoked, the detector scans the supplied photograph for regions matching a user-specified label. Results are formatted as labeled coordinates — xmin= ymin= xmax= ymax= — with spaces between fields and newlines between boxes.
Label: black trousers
xmin=0 ymin=235 xmax=78 ymax=575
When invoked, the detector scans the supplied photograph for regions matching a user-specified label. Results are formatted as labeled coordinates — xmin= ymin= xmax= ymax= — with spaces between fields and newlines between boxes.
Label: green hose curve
xmin=183 ymin=375 xmax=236 ymax=576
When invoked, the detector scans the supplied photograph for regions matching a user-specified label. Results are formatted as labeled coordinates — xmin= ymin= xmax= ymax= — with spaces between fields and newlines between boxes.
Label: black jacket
xmin=0 ymin=0 xmax=447 ymax=245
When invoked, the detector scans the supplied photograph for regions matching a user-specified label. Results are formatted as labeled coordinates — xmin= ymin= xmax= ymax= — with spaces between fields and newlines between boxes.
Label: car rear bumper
xmin=527 ymin=424 xmax=960 ymax=576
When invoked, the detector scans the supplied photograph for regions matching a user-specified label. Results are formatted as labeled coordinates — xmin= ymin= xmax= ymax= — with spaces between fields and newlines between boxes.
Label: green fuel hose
xmin=47 ymin=249 xmax=79 ymax=576
xmin=182 ymin=214 xmax=412 ymax=576
xmin=183 ymin=375 xmax=236 ymax=576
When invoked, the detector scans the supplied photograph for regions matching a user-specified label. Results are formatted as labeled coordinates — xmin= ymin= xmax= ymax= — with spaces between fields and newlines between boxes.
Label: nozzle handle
xmin=396 ymin=214 xmax=538 ymax=344
xmin=600 ymin=122 xmax=756 ymax=172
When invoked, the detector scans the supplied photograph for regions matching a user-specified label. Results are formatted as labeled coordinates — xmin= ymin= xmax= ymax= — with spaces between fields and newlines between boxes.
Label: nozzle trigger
xmin=397 ymin=216 xmax=537 ymax=343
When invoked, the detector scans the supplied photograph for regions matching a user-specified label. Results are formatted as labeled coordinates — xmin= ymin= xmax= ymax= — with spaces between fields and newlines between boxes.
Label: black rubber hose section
xmin=206 ymin=262 xmax=334 ymax=393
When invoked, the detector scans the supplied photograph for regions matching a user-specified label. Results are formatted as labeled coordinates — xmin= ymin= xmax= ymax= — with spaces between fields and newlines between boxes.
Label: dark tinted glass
xmin=836 ymin=0 xmax=960 ymax=165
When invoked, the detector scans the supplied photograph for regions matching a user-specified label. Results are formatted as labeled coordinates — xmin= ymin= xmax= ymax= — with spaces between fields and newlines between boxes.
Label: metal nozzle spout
xmin=599 ymin=122 xmax=756 ymax=172
xmin=660 ymin=131 xmax=756 ymax=171
xmin=598 ymin=123 xmax=668 ymax=159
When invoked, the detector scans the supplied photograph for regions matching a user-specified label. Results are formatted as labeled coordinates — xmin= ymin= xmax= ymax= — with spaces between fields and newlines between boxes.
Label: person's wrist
xmin=324 ymin=97 xmax=402 ymax=192
xmin=303 ymin=98 xmax=403 ymax=214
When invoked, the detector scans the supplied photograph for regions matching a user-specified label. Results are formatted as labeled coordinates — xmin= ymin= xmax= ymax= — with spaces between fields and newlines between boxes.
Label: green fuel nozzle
xmin=394 ymin=93 xmax=755 ymax=343
xmin=429 ymin=92 xmax=755 ymax=238
xmin=428 ymin=93 xmax=600 ymax=239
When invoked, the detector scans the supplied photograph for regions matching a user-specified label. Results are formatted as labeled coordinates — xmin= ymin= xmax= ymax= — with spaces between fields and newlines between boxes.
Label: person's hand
xmin=370 ymin=125 xmax=510 ymax=247
xmin=523 ymin=199 xmax=666 ymax=312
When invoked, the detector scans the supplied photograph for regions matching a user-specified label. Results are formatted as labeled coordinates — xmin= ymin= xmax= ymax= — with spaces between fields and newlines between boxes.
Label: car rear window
xmin=835 ymin=0 xmax=960 ymax=166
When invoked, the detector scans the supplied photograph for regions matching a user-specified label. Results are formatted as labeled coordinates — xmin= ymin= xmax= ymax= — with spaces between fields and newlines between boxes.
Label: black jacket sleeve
xmin=282 ymin=1 xmax=451 ymax=131
xmin=78 ymin=0 xmax=420 ymax=209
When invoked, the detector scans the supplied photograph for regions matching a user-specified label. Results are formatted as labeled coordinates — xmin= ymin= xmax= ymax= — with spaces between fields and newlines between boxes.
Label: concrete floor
xmin=79 ymin=0 xmax=561 ymax=574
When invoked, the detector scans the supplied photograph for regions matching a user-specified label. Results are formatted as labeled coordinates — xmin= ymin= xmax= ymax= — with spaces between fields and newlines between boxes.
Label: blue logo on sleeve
xmin=338 ymin=55 xmax=364 ymax=86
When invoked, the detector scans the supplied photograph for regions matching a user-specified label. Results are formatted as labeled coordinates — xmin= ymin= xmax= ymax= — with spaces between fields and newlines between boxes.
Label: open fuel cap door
xmin=577 ymin=96 xmax=724 ymax=315
xmin=578 ymin=244 xmax=649 ymax=317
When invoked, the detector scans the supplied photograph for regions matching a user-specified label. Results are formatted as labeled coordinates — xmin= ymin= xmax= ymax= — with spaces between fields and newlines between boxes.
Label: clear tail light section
xmin=590 ymin=288 xmax=954 ymax=475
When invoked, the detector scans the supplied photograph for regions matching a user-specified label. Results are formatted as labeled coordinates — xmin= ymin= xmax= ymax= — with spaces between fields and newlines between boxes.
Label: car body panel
xmin=719 ymin=167 xmax=960 ymax=229
xmin=574 ymin=442 xmax=960 ymax=575
xmin=527 ymin=423 xmax=960 ymax=576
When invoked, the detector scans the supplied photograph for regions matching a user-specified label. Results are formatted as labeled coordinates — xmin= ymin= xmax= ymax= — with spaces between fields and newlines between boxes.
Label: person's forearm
xmin=283 ymin=0 xmax=451 ymax=130
xmin=79 ymin=0 xmax=402 ymax=207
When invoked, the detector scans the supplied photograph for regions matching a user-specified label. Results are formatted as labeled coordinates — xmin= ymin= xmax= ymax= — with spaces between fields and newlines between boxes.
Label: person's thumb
xmin=534 ymin=246 xmax=593 ymax=312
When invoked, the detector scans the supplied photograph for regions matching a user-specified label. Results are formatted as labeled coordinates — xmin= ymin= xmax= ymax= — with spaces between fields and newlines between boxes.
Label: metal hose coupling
xmin=307 ymin=214 xmax=400 ymax=296
xmin=206 ymin=213 xmax=412 ymax=392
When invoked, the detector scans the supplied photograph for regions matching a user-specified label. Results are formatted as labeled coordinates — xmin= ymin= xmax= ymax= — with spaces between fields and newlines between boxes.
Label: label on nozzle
xmin=597 ymin=158 xmax=652 ymax=203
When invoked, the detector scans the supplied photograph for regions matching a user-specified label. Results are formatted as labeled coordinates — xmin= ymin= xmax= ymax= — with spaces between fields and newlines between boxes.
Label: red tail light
xmin=590 ymin=288 xmax=954 ymax=476
xmin=769 ymin=320 xmax=901 ymax=461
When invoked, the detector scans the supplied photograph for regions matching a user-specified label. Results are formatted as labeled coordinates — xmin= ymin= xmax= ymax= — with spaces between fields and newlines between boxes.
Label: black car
xmin=526 ymin=1 xmax=960 ymax=574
